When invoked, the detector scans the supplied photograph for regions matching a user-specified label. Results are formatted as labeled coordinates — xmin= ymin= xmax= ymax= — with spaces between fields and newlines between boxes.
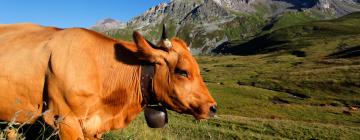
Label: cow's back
xmin=0 ymin=23 xmax=61 ymax=122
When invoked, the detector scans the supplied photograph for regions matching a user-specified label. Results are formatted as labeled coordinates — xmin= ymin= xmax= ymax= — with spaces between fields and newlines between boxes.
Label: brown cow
xmin=0 ymin=23 xmax=217 ymax=139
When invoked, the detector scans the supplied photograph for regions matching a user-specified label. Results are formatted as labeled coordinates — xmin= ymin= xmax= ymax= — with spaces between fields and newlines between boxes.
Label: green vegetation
xmin=3 ymin=10 xmax=359 ymax=140
xmin=263 ymin=11 xmax=321 ymax=32
xmin=175 ymin=13 xmax=267 ymax=53
xmin=216 ymin=12 xmax=360 ymax=55
xmin=103 ymin=52 xmax=360 ymax=139
xmin=105 ymin=28 xmax=133 ymax=41
xmin=104 ymin=18 xmax=178 ymax=43
xmin=223 ymin=14 xmax=267 ymax=40
xmin=102 ymin=12 xmax=360 ymax=140
xmin=3 ymin=51 xmax=359 ymax=139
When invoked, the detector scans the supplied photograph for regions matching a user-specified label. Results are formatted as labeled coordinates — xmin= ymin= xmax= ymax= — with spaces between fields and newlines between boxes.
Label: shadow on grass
xmin=212 ymin=35 xmax=288 ymax=55
xmin=0 ymin=118 xmax=59 ymax=140
xmin=328 ymin=45 xmax=360 ymax=58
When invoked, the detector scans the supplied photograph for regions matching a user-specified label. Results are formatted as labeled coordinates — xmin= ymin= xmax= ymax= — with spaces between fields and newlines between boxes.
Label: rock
xmin=314 ymin=0 xmax=360 ymax=16
xmin=213 ymin=0 xmax=256 ymax=12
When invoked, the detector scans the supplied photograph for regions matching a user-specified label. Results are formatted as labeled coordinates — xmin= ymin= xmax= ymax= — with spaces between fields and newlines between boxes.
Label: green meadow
xmin=104 ymin=12 xmax=360 ymax=140
xmin=1 ymin=11 xmax=359 ymax=140
xmin=104 ymin=54 xmax=360 ymax=139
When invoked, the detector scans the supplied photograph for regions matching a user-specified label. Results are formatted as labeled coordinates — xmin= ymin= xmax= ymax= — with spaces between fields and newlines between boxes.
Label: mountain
xmin=213 ymin=12 xmax=360 ymax=58
xmin=92 ymin=0 xmax=360 ymax=55
xmin=90 ymin=18 xmax=126 ymax=32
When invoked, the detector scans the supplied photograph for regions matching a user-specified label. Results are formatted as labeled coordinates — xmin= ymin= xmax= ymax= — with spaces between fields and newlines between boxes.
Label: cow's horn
xmin=162 ymin=24 xmax=168 ymax=40
xmin=161 ymin=24 xmax=172 ymax=49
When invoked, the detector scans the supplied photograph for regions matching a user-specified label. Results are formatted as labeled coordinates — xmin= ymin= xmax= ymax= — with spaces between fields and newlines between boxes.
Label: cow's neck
xmin=140 ymin=63 xmax=158 ymax=106
xmin=87 ymin=42 xmax=160 ymax=134
xmin=94 ymin=61 xmax=144 ymax=132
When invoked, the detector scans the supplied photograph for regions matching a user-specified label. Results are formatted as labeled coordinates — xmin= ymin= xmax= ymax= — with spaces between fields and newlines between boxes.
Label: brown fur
xmin=0 ymin=23 xmax=216 ymax=139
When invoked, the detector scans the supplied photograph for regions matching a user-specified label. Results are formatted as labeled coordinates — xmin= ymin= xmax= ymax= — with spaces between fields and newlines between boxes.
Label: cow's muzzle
xmin=209 ymin=105 xmax=217 ymax=117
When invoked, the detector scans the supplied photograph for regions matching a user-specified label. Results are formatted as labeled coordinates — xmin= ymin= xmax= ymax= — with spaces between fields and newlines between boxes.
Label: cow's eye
xmin=175 ymin=68 xmax=188 ymax=78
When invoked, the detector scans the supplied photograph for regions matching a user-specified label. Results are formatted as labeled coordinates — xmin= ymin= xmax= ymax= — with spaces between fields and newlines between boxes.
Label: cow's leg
xmin=43 ymin=100 xmax=85 ymax=140
xmin=43 ymin=77 xmax=86 ymax=140
xmin=44 ymin=103 xmax=85 ymax=140
xmin=57 ymin=114 xmax=84 ymax=140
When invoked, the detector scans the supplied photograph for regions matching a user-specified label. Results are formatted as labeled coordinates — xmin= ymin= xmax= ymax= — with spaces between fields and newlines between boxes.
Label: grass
xmin=102 ymin=12 xmax=360 ymax=137
xmin=222 ymin=14 xmax=267 ymax=40
xmin=262 ymin=9 xmax=336 ymax=33
xmin=2 ymin=41 xmax=360 ymax=140
xmin=78 ymin=13 xmax=360 ymax=139
xmin=2 ymin=11 xmax=360 ymax=140
xmin=0 ymin=117 xmax=59 ymax=140
xmin=214 ymin=12 xmax=360 ymax=55
xmin=101 ymin=53 xmax=360 ymax=139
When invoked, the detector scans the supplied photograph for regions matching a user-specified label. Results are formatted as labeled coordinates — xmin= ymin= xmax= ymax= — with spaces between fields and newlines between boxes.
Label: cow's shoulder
xmin=0 ymin=23 xmax=41 ymax=29
xmin=0 ymin=23 xmax=61 ymax=33
xmin=60 ymin=28 xmax=114 ymax=41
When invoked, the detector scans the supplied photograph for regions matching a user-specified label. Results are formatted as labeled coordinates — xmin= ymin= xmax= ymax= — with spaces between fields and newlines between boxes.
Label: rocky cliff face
xmin=93 ymin=0 xmax=360 ymax=54
xmin=181 ymin=0 xmax=232 ymax=23
xmin=128 ymin=0 xmax=360 ymax=24
xmin=314 ymin=0 xmax=360 ymax=15
xmin=212 ymin=0 xmax=256 ymax=12
xmin=128 ymin=1 xmax=204 ymax=29
xmin=128 ymin=3 xmax=169 ymax=29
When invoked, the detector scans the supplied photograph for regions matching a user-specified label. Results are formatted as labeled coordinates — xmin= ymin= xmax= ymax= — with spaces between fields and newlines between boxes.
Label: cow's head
xmin=133 ymin=25 xmax=217 ymax=120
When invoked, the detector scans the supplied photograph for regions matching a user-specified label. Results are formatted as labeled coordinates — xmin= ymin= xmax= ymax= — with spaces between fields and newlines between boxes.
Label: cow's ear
xmin=133 ymin=31 xmax=165 ymax=63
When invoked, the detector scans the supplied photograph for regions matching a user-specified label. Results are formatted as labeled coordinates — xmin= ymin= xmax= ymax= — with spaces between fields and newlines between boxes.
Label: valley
xmin=97 ymin=1 xmax=360 ymax=139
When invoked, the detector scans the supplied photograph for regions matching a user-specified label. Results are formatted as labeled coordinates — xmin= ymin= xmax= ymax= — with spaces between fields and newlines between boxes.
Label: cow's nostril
xmin=210 ymin=105 xmax=217 ymax=114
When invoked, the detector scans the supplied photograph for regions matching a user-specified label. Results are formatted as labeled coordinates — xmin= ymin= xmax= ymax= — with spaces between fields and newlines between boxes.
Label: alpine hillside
xmin=91 ymin=0 xmax=360 ymax=54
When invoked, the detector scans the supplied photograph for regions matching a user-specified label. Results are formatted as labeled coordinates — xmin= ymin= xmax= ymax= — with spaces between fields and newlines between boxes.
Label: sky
xmin=0 ymin=0 xmax=170 ymax=28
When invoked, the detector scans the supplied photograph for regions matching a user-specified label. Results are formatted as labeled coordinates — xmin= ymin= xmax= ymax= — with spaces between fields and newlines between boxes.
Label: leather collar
xmin=140 ymin=64 xmax=158 ymax=106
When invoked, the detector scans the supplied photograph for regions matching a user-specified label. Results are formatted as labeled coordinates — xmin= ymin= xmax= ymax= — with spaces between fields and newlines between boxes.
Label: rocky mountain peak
xmin=101 ymin=18 xmax=117 ymax=24
xmin=313 ymin=0 xmax=360 ymax=15
xmin=144 ymin=3 xmax=168 ymax=16
xmin=212 ymin=0 xmax=256 ymax=12
xmin=90 ymin=18 xmax=126 ymax=32
xmin=128 ymin=0 xmax=202 ymax=29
